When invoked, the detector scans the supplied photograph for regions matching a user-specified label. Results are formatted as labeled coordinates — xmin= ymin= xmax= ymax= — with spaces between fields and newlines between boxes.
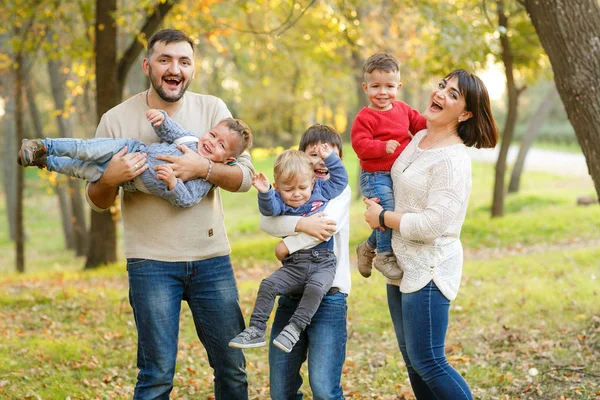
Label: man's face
xmin=144 ymin=41 xmax=195 ymax=103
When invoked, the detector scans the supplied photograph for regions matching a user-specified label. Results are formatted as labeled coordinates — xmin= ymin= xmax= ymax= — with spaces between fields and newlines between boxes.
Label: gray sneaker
xmin=356 ymin=241 xmax=376 ymax=278
xmin=272 ymin=323 xmax=302 ymax=353
xmin=228 ymin=326 xmax=266 ymax=349
xmin=373 ymin=253 xmax=403 ymax=280
xmin=18 ymin=139 xmax=47 ymax=168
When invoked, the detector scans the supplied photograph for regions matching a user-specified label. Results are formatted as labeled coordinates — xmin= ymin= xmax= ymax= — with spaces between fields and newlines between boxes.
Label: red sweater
xmin=351 ymin=101 xmax=427 ymax=172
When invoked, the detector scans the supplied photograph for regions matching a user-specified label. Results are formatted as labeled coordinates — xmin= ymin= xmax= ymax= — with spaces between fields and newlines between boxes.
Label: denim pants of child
xmin=44 ymin=137 xmax=146 ymax=182
xmin=269 ymin=291 xmax=347 ymax=400
xmin=359 ymin=170 xmax=395 ymax=253
xmin=127 ymin=256 xmax=248 ymax=400
xmin=250 ymin=249 xmax=336 ymax=331
xmin=387 ymin=281 xmax=473 ymax=399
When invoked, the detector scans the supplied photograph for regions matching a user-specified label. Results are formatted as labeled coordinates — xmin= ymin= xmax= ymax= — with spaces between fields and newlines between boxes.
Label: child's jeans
xmin=359 ymin=170 xmax=394 ymax=254
xmin=44 ymin=137 xmax=146 ymax=182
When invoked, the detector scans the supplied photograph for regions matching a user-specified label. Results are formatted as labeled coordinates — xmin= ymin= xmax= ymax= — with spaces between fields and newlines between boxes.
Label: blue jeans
xmin=127 ymin=256 xmax=248 ymax=400
xmin=44 ymin=137 xmax=145 ymax=182
xmin=359 ymin=170 xmax=394 ymax=253
xmin=269 ymin=292 xmax=347 ymax=400
xmin=387 ymin=282 xmax=472 ymax=399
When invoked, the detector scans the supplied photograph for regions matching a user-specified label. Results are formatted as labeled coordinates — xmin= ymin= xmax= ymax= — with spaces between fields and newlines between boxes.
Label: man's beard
xmin=148 ymin=66 xmax=191 ymax=103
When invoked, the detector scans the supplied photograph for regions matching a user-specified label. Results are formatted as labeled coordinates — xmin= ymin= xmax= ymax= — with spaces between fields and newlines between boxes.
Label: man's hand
xmin=155 ymin=164 xmax=177 ymax=190
xmin=295 ymin=212 xmax=336 ymax=241
xmin=146 ymin=109 xmax=165 ymax=127
xmin=252 ymin=172 xmax=270 ymax=193
xmin=102 ymin=146 xmax=149 ymax=187
xmin=386 ymin=140 xmax=400 ymax=154
xmin=275 ymin=240 xmax=289 ymax=261
xmin=155 ymin=145 xmax=209 ymax=182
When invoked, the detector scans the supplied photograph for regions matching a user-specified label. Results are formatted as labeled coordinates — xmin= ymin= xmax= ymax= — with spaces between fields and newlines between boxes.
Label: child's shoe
xmin=272 ymin=323 xmax=301 ymax=353
xmin=228 ymin=326 xmax=266 ymax=349
xmin=373 ymin=253 xmax=403 ymax=280
xmin=356 ymin=241 xmax=376 ymax=278
xmin=18 ymin=139 xmax=47 ymax=168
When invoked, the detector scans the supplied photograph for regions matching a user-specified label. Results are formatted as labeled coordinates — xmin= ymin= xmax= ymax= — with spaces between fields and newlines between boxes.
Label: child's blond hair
xmin=273 ymin=149 xmax=314 ymax=186
xmin=218 ymin=118 xmax=253 ymax=156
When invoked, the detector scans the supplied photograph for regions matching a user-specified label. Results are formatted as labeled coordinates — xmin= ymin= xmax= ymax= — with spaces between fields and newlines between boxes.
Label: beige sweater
xmin=85 ymin=92 xmax=254 ymax=261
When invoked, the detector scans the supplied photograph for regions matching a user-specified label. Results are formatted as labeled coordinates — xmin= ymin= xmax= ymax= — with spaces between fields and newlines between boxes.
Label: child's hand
xmin=146 ymin=109 xmax=165 ymax=127
xmin=155 ymin=164 xmax=177 ymax=190
xmin=252 ymin=172 xmax=270 ymax=193
xmin=275 ymin=241 xmax=289 ymax=261
xmin=386 ymin=140 xmax=400 ymax=154
xmin=317 ymin=143 xmax=332 ymax=159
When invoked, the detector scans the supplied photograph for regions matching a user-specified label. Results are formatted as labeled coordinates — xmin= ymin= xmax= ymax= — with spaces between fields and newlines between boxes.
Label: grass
xmin=0 ymin=145 xmax=599 ymax=398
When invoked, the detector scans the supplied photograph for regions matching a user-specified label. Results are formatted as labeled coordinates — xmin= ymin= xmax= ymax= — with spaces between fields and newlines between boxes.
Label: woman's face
xmin=423 ymin=76 xmax=470 ymax=126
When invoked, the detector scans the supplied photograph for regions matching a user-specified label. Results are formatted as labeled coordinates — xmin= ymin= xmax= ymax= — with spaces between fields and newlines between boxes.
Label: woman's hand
xmin=363 ymin=197 xmax=384 ymax=230
xmin=295 ymin=212 xmax=336 ymax=241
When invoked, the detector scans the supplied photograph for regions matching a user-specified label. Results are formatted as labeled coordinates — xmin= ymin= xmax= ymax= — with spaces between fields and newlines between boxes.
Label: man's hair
xmin=218 ymin=118 xmax=253 ymax=156
xmin=147 ymin=29 xmax=195 ymax=58
xmin=299 ymin=124 xmax=343 ymax=159
xmin=273 ymin=150 xmax=314 ymax=186
xmin=363 ymin=52 xmax=400 ymax=77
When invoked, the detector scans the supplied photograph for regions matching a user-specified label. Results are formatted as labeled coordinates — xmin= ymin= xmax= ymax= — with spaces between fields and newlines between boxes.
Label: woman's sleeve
xmin=399 ymin=159 xmax=470 ymax=242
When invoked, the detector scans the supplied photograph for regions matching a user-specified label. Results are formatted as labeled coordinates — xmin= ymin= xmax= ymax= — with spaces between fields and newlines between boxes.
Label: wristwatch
xmin=379 ymin=209 xmax=386 ymax=228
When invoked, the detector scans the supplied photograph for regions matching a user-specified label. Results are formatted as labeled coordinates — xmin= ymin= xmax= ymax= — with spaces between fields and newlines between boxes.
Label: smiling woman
xmin=363 ymin=69 xmax=498 ymax=399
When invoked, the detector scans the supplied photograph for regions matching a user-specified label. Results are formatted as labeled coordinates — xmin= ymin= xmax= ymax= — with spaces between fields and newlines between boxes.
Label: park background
xmin=1 ymin=0 xmax=599 ymax=399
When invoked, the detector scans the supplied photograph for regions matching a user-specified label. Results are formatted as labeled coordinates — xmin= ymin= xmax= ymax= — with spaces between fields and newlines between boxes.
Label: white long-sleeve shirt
xmin=389 ymin=131 xmax=472 ymax=301
xmin=260 ymin=185 xmax=352 ymax=295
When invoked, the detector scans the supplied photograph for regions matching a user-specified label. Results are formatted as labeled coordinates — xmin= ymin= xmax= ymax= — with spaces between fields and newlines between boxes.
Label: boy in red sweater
xmin=351 ymin=53 xmax=427 ymax=280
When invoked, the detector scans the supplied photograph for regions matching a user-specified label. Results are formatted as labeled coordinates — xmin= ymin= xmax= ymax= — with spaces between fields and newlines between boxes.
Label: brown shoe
xmin=373 ymin=253 xmax=403 ymax=280
xmin=356 ymin=241 xmax=376 ymax=278
xmin=18 ymin=139 xmax=47 ymax=168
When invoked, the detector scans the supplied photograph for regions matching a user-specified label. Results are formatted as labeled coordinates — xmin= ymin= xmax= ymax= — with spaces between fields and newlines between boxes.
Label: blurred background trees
xmin=1 ymin=0 xmax=597 ymax=269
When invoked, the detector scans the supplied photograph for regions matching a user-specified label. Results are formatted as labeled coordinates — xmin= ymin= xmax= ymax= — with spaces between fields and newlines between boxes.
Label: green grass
xmin=0 ymin=145 xmax=599 ymax=398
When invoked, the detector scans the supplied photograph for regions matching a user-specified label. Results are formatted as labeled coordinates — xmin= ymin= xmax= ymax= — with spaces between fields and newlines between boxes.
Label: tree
xmin=86 ymin=0 xmax=179 ymax=268
xmin=521 ymin=0 xmax=600 ymax=200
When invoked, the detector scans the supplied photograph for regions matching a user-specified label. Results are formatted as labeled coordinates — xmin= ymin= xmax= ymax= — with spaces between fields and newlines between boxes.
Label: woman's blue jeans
xmin=387 ymin=282 xmax=473 ymax=400
xmin=359 ymin=170 xmax=394 ymax=253
xmin=269 ymin=292 xmax=347 ymax=400
xmin=127 ymin=256 xmax=248 ymax=400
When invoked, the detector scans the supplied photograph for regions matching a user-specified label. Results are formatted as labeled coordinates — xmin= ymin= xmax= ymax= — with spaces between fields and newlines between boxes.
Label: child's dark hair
xmin=219 ymin=118 xmax=253 ymax=155
xmin=363 ymin=53 xmax=400 ymax=76
xmin=299 ymin=124 xmax=343 ymax=159
xmin=147 ymin=29 xmax=195 ymax=58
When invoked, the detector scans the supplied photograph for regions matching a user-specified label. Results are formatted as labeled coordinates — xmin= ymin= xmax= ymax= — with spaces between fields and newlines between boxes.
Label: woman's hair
xmin=299 ymin=124 xmax=343 ymax=159
xmin=446 ymin=69 xmax=499 ymax=149
xmin=273 ymin=150 xmax=315 ymax=185
xmin=218 ymin=118 xmax=253 ymax=156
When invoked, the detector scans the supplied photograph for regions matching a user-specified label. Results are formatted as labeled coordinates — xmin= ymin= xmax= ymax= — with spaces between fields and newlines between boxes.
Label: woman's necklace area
xmin=402 ymin=133 xmax=456 ymax=173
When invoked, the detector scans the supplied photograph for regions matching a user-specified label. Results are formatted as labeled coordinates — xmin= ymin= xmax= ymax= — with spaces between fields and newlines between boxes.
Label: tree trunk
xmin=47 ymin=55 xmax=88 ymax=255
xmin=508 ymin=85 xmax=559 ymax=193
xmin=491 ymin=0 xmax=525 ymax=217
xmin=1 ymin=75 xmax=18 ymax=242
xmin=15 ymin=49 xmax=25 ymax=273
xmin=86 ymin=0 xmax=120 ymax=268
xmin=522 ymin=0 xmax=600 ymax=201
xmin=85 ymin=0 xmax=179 ymax=268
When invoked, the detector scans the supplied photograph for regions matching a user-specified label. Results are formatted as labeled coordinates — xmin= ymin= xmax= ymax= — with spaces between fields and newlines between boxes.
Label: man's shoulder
xmin=184 ymin=92 xmax=226 ymax=106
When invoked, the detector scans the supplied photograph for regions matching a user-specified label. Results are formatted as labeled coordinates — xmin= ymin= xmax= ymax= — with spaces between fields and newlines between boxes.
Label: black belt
xmin=288 ymin=287 xmax=339 ymax=300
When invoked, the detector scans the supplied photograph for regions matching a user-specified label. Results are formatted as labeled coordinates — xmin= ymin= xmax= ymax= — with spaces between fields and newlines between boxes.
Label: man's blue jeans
xmin=387 ymin=282 xmax=473 ymax=399
xmin=359 ymin=170 xmax=394 ymax=253
xmin=269 ymin=292 xmax=347 ymax=400
xmin=127 ymin=256 xmax=248 ymax=400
